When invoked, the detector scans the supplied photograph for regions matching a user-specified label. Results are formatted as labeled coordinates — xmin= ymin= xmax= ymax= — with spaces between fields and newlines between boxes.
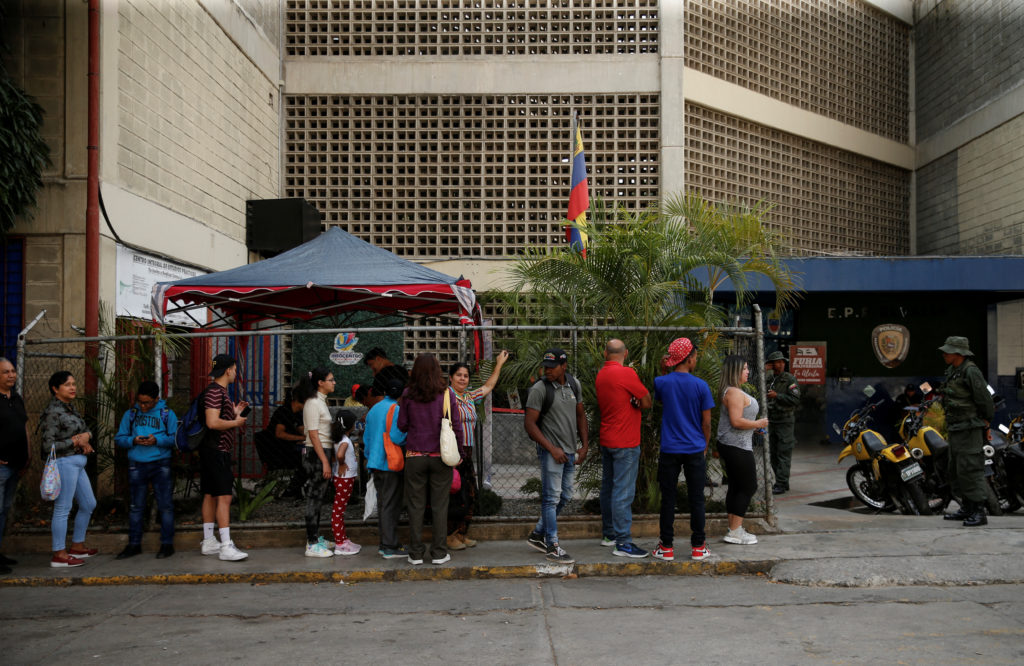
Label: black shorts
xmin=200 ymin=448 xmax=234 ymax=497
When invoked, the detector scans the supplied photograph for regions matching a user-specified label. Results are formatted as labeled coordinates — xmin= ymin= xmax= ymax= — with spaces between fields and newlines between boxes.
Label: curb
xmin=0 ymin=558 xmax=778 ymax=588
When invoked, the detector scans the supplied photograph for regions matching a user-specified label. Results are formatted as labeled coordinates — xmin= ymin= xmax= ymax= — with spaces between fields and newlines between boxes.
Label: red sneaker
xmin=652 ymin=542 xmax=674 ymax=561
xmin=68 ymin=547 xmax=98 ymax=558
xmin=51 ymin=554 xmax=85 ymax=568
xmin=691 ymin=543 xmax=711 ymax=561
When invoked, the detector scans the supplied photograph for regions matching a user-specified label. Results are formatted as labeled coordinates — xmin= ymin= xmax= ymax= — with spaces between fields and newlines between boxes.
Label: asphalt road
xmin=6 ymin=575 xmax=1023 ymax=664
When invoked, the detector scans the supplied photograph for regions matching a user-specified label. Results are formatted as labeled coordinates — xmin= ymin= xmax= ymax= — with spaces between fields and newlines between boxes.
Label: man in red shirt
xmin=595 ymin=339 xmax=652 ymax=558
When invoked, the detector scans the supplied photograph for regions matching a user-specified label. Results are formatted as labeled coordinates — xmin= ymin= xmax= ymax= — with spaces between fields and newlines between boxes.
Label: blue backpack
xmin=176 ymin=389 xmax=209 ymax=452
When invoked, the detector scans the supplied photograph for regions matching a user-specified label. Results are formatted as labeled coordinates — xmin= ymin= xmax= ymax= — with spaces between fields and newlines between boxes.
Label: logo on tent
xmin=330 ymin=332 xmax=363 ymax=366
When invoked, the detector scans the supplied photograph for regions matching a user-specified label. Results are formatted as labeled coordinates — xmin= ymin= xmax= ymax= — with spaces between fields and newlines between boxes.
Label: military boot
xmin=962 ymin=500 xmax=988 ymax=527
xmin=943 ymin=500 xmax=970 ymax=521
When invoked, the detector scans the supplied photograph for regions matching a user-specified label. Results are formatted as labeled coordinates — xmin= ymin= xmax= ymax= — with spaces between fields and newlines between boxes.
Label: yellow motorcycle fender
xmin=837 ymin=445 xmax=854 ymax=464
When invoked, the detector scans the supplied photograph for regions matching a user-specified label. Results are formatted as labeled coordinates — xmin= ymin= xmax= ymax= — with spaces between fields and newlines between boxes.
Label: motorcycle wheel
xmin=985 ymin=482 xmax=1004 ymax=517
xmin=902 ymin=481 xmax=932 ymax=516
xmin=846 ymin=465 xmax=890 ymax=511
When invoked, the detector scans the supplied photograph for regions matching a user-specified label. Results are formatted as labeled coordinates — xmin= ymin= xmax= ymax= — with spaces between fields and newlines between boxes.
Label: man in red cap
xmin=652 ymin=338 xmax=714 ymax=563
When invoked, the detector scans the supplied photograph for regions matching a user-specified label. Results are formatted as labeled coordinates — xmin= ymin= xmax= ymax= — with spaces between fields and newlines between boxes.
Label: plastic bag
xmin=362 ymin=473 xmax=378 ymax=521
xmin=40 ymin=444 xmax=61 ymax=501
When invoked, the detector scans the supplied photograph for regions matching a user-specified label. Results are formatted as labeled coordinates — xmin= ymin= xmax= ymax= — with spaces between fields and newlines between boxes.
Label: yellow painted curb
xmin=0 ymin=559 xmax=777 ymax=587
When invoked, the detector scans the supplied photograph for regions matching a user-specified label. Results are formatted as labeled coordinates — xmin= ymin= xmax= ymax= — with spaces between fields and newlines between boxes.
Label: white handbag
xmin=439 ymin=389 xmax=460 ymax=466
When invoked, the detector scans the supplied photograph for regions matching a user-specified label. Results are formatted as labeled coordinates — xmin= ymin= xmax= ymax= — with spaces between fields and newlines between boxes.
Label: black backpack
xmin=537 ymin=373 xmax=581 ymax=426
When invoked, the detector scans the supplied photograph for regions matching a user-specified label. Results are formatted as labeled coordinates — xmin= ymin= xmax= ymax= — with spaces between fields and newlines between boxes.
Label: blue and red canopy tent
xmin=149 ymin=227 xmax=481 ymax=478
xmin=151 ymin=227 xmax=480 ymax=329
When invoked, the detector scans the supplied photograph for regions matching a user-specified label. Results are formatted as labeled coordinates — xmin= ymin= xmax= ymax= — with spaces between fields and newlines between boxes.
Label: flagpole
xmin=569 ymin=108 xmax=577 ymax=190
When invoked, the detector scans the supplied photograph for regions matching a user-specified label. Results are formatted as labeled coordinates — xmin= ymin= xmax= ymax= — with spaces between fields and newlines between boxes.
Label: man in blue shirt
xmin=652 ymin=338 xmax=714 ymax=563
xmin=114 ymin=381 xmax=179 ymax=559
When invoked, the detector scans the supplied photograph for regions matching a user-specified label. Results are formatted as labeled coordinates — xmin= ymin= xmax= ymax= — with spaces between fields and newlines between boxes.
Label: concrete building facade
xmin=2 ymin=0 xmax=1023 ymax=379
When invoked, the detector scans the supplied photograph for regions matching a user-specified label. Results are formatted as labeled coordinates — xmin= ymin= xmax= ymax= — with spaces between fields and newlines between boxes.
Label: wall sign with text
xmin=791 ymin=342 xmax=826 ymax=385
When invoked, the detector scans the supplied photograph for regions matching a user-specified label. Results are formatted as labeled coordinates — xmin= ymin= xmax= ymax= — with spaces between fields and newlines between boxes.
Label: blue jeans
xmin=128 ymin=459 xmax=176 ymax=545
xmin=51 ymin=455 xmax=97 ymax=552
xmin=0 ymin=464 xmax=21 ymax=550
xmin=600 ymin=446 xmax=641 ymax=546
xmin=534 ymin=445 xmax=575 ymax=547
xmin=657 ymin=451 xmax=706 ymax=548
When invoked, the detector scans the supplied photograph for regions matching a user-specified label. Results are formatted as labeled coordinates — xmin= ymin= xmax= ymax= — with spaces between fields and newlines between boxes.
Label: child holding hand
xmin=330 ymin=409 xmax=361 ymax=556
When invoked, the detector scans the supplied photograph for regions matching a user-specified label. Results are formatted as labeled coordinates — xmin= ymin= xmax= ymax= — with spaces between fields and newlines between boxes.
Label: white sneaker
xmin=305 ymin=541 xmax=333 ymax=558
xmin=219 ymin=541 xmax=249 ymax=561
xmin=333 ymin=540 xmax=361 ymax=556
xmin=723 ymin=528 xmax=758 ymax=545
xmin=200 ymin=537 xmax=221 ymax=556
xmin=431 ymin=553 xmax=451 ymax=565
xmin=317 ymin=536 xmax=336 ymax=550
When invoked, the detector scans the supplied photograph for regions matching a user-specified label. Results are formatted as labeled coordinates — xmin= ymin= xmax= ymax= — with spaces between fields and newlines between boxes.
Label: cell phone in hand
xmin=239 ymin=405 xmax=252 ymax=418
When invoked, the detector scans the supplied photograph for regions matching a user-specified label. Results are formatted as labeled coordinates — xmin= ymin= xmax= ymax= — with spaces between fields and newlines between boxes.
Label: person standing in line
xmin=652 ymin=338 xmax=714 ymax=563
xmin=524 ymin=348 xmax=589 ymax=565
xmin=595 ymin=339 xmax=651 ymax=558
xmin=330 ymin=409 xmax=361 ymax=555
xmin=0 ymin=357 xmax=30 ymax=574
xmin=765 ymin=350 xmax=800 ymax=495
xmin=114 ymin=380 xmax=179 ymax=559
xmin=716 ymin=355 xmax=769 ymax=546
xmin=298 ymin=367 xmax=338 ymax=558
xmin=198 ymin=354 xmax=250 ymax=562
xmin=40 ymin=371 xmax=98 ymax=568
xmin=363 ymin=377 xmax=408 ymax=559
xmin=397 ymin=354 xmax=465 ymax=566
xmin=938 ymin=336 xmax=995 ymax=527
xmin=445 ymin=349 xmax=510 ymax=551
xmin=364 ymin=347 xmax=409 ymax=397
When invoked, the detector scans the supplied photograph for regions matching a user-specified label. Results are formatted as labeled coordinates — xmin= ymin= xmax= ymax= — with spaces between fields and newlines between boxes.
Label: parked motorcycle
xmin=989 ymin=416 xmax=1024 ymax=513
xmin=896 ymin=397 xmax=952 ymax=513
xmin=836 ymin=400 xmax=931 ymax=515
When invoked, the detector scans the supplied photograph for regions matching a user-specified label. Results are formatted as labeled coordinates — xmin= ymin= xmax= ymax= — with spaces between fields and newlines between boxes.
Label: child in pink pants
xmin=331 ymin=410 xmax=360 ymax=556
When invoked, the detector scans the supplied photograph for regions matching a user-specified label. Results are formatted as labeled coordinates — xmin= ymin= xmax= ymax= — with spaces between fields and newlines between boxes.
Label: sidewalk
xmin=3 ymin=441 xmax=1022 ymax=588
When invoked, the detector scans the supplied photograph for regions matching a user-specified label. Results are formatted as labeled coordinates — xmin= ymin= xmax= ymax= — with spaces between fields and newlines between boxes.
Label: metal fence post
xmin=15 ymin=310 xmax=46 ymax=395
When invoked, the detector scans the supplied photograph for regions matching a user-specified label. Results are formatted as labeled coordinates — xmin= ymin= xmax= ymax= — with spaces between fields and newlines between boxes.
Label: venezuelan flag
xmin=565 ymin=113 xmax=590 ymax=256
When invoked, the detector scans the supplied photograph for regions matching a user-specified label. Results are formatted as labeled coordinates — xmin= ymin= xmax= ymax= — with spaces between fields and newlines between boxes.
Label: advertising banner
xmin=791 ymin=341 xmax=826 ymax=385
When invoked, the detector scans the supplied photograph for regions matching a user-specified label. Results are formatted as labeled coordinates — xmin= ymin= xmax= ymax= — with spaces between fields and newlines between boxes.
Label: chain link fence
xmin=14 ymin=316 xmax=771 ymax=526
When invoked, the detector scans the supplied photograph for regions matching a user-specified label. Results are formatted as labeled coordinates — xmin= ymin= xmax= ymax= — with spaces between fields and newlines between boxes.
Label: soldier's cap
xmin=541 ymin=348 xmax=568 ymax=367
xmin=938 ymin=336 xmax=973 ymax=356
xmin=766 ymin=351 xmax=787 ymax=363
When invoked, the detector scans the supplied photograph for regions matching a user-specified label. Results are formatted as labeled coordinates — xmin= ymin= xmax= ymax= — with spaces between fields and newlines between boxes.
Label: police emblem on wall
xmin=871 ymin=324 xmax=910 ymax=368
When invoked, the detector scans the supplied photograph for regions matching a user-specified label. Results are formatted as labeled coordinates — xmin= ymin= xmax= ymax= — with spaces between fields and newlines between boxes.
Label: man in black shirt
xmin=364 ymin=347 xmax=409 ymax=397
xmin=0 ymin=357 xmax=29 ymax=575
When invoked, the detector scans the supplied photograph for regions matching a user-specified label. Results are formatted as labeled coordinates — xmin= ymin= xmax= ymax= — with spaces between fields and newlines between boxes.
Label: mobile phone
xmin=239 ymin=405 xmax=252 ymax=418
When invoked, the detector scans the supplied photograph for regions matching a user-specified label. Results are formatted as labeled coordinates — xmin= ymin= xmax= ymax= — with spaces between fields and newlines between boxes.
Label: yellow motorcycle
xmin=896 ymin=397 xmax=951 ymax=513
xmin=836 ymin=400 xmax=932 ymax=514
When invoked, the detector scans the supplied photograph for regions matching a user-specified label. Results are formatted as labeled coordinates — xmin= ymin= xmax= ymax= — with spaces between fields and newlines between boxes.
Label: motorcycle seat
xmin=861 ymin=431 xmax=887 ymax=456
xmin=923 ymin=429 xmax=948 ymax=454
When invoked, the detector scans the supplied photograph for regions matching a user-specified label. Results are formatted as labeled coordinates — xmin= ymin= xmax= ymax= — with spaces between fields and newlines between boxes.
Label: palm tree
xmin=488 ymin=191 xmax=800 ymax=509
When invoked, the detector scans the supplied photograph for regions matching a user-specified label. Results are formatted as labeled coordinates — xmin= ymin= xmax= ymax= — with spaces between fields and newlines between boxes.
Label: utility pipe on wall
xmin=85 ymin=0 xmax=100 ymax=409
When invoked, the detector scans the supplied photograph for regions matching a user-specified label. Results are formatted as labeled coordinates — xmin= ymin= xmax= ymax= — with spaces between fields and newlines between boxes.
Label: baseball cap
xmin=664 ymin=338 xmax=694 ymax=368
xmin=210 ymin=354 xmax=236 ymax=378
xmin=541 ymin=348 xmax=568 ymax=367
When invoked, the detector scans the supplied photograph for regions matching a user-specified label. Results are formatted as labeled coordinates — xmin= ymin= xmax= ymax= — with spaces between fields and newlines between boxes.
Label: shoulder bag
xmin=439 ymin=388 xmax=460 ymax=466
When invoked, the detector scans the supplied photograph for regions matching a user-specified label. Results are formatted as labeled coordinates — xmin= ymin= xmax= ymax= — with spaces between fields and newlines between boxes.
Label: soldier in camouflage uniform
xmin=938 ymin=336 xmax=994 ymax=527
xmin=766 ymin=351 xmax=800 ymax=494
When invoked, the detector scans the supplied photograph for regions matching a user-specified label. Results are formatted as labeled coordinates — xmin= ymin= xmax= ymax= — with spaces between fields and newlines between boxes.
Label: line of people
xmin=2 ymin=337 xmax=768 ymax=572
xmin=522 ymin=338 xmax=768 ymax=565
